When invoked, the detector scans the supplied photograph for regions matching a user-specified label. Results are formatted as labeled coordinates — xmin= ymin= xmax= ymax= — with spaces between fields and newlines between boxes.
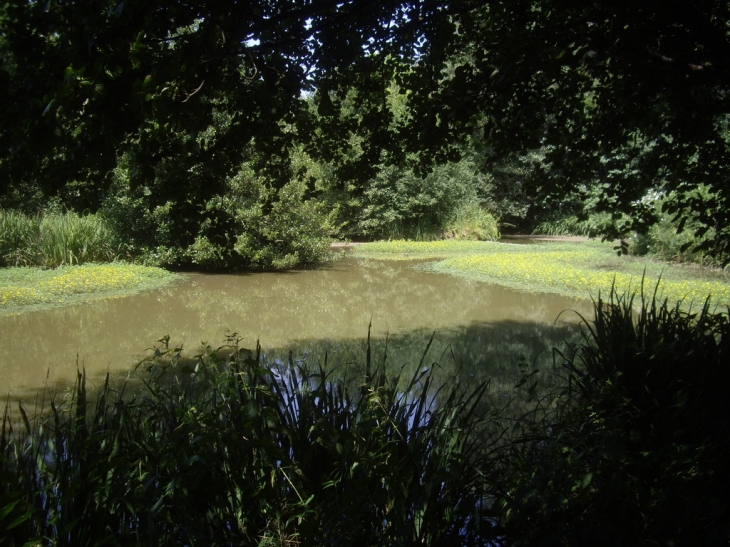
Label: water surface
xmin=0 ymin=257 xmax=594 ymax=398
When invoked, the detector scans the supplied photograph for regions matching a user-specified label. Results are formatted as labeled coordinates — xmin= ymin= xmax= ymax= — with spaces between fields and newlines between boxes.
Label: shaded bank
xmin=2 ymin=335 xmax=502 ymax=546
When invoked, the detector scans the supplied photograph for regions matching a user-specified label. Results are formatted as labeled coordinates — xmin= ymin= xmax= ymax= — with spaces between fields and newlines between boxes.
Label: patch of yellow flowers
xmin=432 ymin=251 xmax=730 ymax=305
xmin=355 ymin=240 xmax=730 ymax=307
xmin=1 ymin=263 xmax=177 ymax=311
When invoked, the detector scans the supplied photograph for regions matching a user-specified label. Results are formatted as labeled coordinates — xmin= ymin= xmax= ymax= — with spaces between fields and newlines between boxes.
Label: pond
xmin=0 ymin=255 xmax=594 ymax=400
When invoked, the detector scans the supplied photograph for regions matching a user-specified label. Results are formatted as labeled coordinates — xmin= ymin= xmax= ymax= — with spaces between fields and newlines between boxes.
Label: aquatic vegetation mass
xmin=0 ymin=263 xmax=180 ymax=313
xmin=355 ymin=240 xmax=730 ymax=306
xmin=353 ymin=239 xmax=497 ymax=258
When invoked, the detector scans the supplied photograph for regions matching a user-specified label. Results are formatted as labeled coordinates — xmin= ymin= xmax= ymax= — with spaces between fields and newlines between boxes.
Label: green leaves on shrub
xmin=102 ymin=160 xmax=336 ymax=271
xmin=348 ymin=159 xmax=495 ymax=241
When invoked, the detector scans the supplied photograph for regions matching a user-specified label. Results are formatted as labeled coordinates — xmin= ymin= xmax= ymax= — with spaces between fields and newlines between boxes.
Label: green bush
xmin=231 ymin=177 xmax=336 ymax=270
xmin=349 ymin=159 xmax=491 ymax=241
xmin=101 ymin=158 xmax=335 ymax=271
xmin=629 ymin=216 xmax=719 ymax=265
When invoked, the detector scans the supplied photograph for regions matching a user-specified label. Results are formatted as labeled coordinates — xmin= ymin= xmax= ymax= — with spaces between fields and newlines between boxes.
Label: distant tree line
xmin=2 ymin=1 xmax=729 ymax=267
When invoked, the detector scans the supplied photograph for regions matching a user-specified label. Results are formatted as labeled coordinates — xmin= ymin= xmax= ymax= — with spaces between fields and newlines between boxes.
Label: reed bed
xmin=532 ymin=213 xmax=615 ymax=237
xmin=1 ymin=333 xmax=502 ymax=546
xmin=0 ymin=210 xmax=119 ymax=268
xmin=499 ymin=287 xmax=730 ymax=545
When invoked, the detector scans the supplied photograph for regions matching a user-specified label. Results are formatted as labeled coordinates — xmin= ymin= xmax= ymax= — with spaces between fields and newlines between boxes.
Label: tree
xmin=2 ymin=1 xmax=729 ymax=260
xmin=394 ymin=1 xmax=730 ymax=257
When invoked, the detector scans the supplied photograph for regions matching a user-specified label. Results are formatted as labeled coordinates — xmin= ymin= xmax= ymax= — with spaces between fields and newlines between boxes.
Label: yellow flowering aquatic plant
xmin=353 ymin=240 xmax=730 ymax=307
xmin=0 ymin=263 xmax=181 ymax=314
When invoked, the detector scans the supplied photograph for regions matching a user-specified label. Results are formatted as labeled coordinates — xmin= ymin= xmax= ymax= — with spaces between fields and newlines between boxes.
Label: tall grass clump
xmin=442 ymin=203 xmax=500 ymax=241
xmin=499 ymin=285 xmax=730 ymax=546
xmin=0 ymin=210 xmax=119 ymax=268
xmin=365 ymin=204 xmax=499 ymax=242
xmin=1 ymin=334 xmax=501 ymax=546
xmin=532 ymin=212 xmax=616 ymax=237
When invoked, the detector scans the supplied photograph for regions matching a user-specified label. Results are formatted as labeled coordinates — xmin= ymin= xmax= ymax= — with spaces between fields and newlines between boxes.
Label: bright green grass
xmin=352 ymin=239 xmax=496 ymax=258
xmin=0 ymin=263 xmax=182 ymax=315
xmin=353 ymin=240 xmax=730 ymax=307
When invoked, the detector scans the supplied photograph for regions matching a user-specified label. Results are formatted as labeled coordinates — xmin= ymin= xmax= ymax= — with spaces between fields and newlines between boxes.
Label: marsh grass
xmin=0 ymin=263 xmax=181 ymax=315
xmin=532 ymin=213 xmax=616 ymax=237
xmin=0 ymin=332 xmax=502 ymax=546
xmin=499 ymin=285 xmax=730 ymax=545
xmin=0 ymin=210 xmax=119 ymax=268
xmin=442 ymin=203 xmax=500 ymax=241
xmin=376 ymin=205 xmax=500 ymax=243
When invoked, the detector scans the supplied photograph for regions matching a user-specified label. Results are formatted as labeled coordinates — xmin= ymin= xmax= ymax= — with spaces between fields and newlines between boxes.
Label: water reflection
xmin=0 ymin=258 xmax=593 ymax=397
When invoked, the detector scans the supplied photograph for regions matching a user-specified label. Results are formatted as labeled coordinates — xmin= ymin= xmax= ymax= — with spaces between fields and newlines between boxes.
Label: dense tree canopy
xmin=2 ymin=0 xmax=729 ymax=258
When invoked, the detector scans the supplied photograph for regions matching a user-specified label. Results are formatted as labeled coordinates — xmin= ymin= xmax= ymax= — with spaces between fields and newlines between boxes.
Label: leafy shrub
xmin=231 ymin=177 xmax=336 ymax=270
xmin=349 ymin=159 xmax=490 ymax=241
xmin=102 ymin=159 xmax=335 ymax=270
xmin=629 ymin=216 xmax=719 ymax=265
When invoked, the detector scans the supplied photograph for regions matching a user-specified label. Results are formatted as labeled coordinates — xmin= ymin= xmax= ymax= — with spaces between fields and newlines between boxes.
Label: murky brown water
xmin=0 ymin=257 xmax=594 ymax=399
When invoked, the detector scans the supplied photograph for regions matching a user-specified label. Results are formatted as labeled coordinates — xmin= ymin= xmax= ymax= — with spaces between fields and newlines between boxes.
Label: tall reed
xmin=1 ymin=333 xmax=501 ymax=546
xmin=0 ymin=210 xmax=119 ymax=268
xmin=532 ymin=212 xmax=615 ymax=237
xmin=500 ymin=284 xmax=730 ymax=546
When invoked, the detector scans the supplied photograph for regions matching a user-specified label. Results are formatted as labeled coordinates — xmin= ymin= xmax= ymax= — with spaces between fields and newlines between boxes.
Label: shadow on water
xmin=256 ymin=320 xmax=580 ymax=395
xmin=8 ymin=319 xmax=582 ymax=425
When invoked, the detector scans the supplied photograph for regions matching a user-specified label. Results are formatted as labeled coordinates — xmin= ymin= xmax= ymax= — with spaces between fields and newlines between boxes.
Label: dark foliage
xmin=500 ymin=285 xmax=730 ymax=546
xmin=1 ymin=334 xmax=500 ymax=546
xmin=3 ymin=2 xmax=730 ymax=258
